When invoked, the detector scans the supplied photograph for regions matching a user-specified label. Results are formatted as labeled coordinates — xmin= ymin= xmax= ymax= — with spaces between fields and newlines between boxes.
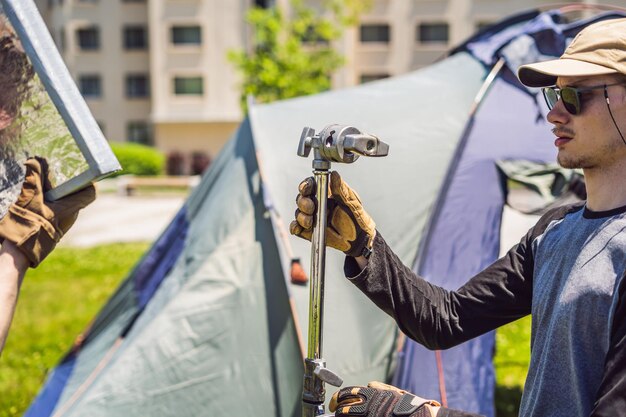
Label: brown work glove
xmin=289 ymin=171 xmax=376 ymax=258
xmin=0 ymin=158 xmax=95 ymax=267
xmin=330 ymin=381 xmax=440 ymax=417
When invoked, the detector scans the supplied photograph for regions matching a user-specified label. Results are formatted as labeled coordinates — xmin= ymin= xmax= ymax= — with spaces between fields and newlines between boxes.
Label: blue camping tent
xmin=26 ymin=7 xmax=626 ymax=417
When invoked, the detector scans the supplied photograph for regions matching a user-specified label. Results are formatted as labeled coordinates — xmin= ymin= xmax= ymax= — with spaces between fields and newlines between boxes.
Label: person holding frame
xmin=0 ymin=17 xmax=95 ymax=355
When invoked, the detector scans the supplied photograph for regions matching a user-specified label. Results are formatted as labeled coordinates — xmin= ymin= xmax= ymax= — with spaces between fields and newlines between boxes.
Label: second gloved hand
xmin=289 ymin=171 xmax=375 ymax=258
xmin=330 ymin=381 xmax=440 ymax=417
xmin=0 ymin=158 xmax=95 ymax=267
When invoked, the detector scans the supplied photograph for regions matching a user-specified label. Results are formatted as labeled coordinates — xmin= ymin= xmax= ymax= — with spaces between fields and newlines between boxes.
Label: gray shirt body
xmin=347 ymin=203 xmax=626 ymax=417
xmin=521 ymin=206 xmax=626 ymax=417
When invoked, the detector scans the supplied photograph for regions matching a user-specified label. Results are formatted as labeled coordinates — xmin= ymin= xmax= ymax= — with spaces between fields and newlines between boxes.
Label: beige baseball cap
xmin=518 ymin=17 xmax=626 ymax=88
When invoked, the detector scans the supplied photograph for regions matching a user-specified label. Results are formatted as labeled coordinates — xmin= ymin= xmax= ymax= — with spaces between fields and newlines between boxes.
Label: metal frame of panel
xmin=1 ymin=0 xmax=120 ymax=200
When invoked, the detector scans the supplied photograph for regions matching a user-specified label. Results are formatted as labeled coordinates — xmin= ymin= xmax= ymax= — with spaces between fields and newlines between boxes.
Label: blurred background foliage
xmin=229 ymin=0 xmax=373 ymax=112
xmin=109 ymin=142 xmax=165 ymax=177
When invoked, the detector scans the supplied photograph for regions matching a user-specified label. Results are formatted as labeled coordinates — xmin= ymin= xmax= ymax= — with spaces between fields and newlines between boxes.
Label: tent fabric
xmin=26 ymin=200 xmax=190 ymax=416
xmin=33 ymin=275 xmax=140 ymax=417
xmin=27 ymin=52 xmax=483 ymax=416
xmin=29 ymin=121 xmax=305 ymax=417
xmin=496 ymin=160 xmax=580 ymax=209
xmin=26 ymin=8 xmax=626 ymax=417
xmin=250 ymin=51 xmax=486 ymax=398
xmin=134 ymin=207 xmax=189 ymax=309
xmin=57 ymin=125 xmax=302 ymax=416
xmin=25 ymin=356 xmax=77 ymax=417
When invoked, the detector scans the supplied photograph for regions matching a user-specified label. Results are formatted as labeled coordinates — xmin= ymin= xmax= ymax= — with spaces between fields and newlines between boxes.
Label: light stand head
xmin=298 ymin=124 xmax=389 ymax=169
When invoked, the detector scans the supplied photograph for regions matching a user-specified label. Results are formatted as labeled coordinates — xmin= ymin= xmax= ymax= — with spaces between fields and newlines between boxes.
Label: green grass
xmin=0 ymin=243 xmax=149 ymax=417
xmin=494 ymin=316 xmax=532 ymax=417
xmin=0 ymin=242 xmax=532 ymax=417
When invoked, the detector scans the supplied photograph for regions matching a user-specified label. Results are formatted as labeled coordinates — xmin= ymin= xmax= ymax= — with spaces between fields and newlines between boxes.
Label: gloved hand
xmin=0 ymin=158 xmax=95 ymax=267
xmin=289 ymin=171 xmax=376 ymax=258
xmin=330 ymin=381 xmax=440 ymax=417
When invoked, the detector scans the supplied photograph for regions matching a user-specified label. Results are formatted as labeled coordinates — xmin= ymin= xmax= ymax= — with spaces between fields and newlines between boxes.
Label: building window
xmin=77 ymin=26 xmax=100 ymax=50
xmin=360 ymin=24 xmax=390 ymax=43
xmin=127 ymin=121 xmax=152 ymax=145
xmin=171 ymin=26 xmax=202 ymax=45
xmin=359 ymin=74 xmax=390 ymax=84
xmin=301 ymin=26 xmax=329 ymax=45
xmin=417 ymin=23 xmax=449 ymax=44
xmin=173 ymin=76 xmax=203 ymax=95
xmin=191 ymin=152 xmax=211 ymax=175
xmin=167 ymin=152 xmax=185 ymax=175
xmin=123 ymin=26 xmax=148 ymax=50
xmin=126 ymin=74 xmax=150 ymax=98
xmin=58 ymin=28 xmax=66 ymax=52
xmin=476 ymin=21 xmax=494 ymax=32
xmin=254 ymin=0 xmax=273 ymax=8
xmin=79 ymin=75 xmax=102 ymax=98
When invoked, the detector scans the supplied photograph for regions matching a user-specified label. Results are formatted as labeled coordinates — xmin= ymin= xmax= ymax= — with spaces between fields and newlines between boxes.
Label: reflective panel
xmin=0 ymin=0 xmax=120 ymax=219
xmin=0 ymin=9 xmax=85 ymax=218
xmin=0 ymin=17 xmax=90 ymax=182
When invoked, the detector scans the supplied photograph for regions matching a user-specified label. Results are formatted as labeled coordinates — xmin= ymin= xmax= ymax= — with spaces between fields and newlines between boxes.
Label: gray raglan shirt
xmin=345 ymin=202 xmax=626 ymax=417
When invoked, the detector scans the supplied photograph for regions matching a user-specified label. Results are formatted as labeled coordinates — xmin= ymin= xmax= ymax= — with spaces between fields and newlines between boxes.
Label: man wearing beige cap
xmin=291 ymin=17 xmax=626 ymax=417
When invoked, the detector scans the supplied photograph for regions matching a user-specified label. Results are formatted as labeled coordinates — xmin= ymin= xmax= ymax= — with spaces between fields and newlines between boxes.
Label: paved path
xmin=59 ymin=194 xmax=186 ymax=247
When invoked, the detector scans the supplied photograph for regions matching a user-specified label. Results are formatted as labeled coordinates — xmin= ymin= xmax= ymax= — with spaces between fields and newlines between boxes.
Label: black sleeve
xmin=589 ymin=273 xmax=626 ymax=416
xmin=344 ymin=205 xmax=578 ymax=350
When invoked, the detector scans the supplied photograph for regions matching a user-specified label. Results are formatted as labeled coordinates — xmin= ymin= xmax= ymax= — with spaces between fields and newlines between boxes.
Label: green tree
xmin=228 ymin=0 xmax=371 ymax=112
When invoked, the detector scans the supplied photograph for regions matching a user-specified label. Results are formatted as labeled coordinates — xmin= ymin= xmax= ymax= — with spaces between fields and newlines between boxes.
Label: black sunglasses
xmin=542 ymin=82 xmax=626 ymax=115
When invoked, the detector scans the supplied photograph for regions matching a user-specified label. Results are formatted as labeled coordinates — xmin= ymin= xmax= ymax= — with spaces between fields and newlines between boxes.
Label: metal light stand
xmin=297 ymin=125 xmax=389 ymax=417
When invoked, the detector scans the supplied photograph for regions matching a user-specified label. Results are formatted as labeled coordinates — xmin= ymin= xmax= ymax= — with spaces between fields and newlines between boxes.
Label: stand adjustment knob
xmin=314 ymin=364 xmax=343 ymax=387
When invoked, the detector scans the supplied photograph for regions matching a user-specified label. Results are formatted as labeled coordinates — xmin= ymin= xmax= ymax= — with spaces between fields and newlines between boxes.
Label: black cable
xmin=604 ymin=85 xmax=626 ymax=146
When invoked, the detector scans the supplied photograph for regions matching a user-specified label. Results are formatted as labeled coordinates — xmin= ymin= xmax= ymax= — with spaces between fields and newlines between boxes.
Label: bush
xmin=109 ymin=142 xmax=165 ymax=177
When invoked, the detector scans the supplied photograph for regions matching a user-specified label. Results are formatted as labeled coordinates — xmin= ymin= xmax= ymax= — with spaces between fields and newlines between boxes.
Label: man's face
xmin=547 ymin=74 xmax=626 ymax=170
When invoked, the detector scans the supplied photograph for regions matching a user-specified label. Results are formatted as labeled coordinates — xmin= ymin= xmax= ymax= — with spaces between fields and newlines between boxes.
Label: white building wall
xmin=149 ymin=0 xmax=244 ymax=124
xmin=37 ymin=0 xmax=151 ymax=144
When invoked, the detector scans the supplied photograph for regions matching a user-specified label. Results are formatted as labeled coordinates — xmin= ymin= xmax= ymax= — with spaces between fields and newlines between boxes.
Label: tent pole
xmin=414 ymin=57 xmax=506 ymax=273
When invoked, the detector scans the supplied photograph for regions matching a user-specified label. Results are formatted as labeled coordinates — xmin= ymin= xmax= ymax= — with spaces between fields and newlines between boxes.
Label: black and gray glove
xmin=330 ymin=381 xmax=441 ymax=417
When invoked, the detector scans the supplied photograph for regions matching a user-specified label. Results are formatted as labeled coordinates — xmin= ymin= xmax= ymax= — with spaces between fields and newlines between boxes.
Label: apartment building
xmin=36 ymin=0 xmax=602 ymax=174
xmin=38 ymin=0 xmax=152 ymax=151
xmin=335 ymin=0 xmax=604 ymax=86
xmin=148 ymin=0 xmax=246 ymax=174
